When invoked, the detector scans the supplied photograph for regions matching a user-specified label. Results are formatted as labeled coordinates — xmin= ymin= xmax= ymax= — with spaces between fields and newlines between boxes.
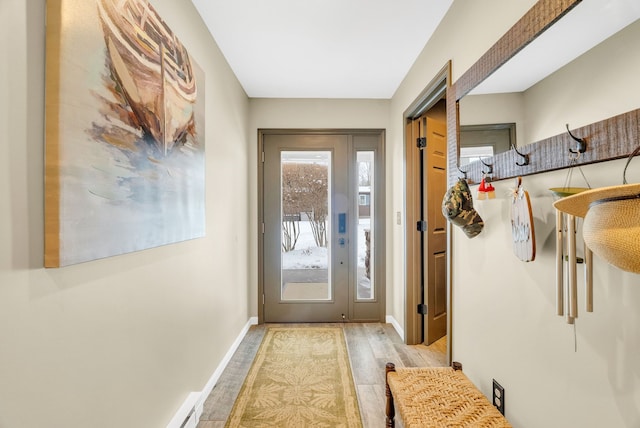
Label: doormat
xmin=225 ymin=327 xmax=363 ymax=427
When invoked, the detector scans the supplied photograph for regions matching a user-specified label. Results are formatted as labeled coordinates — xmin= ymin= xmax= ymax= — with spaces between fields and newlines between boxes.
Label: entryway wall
xmin=2 ymin=0 xmax=253 ymax=427
xmin=391 ymin=1 xmax=640 ymax=427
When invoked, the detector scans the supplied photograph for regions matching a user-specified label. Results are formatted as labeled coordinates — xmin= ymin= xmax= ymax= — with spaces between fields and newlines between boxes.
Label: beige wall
xmin=0 ymin=1 xmax=250 ymax=427
xmin=391 ymin=1 xmax=640 ymax=427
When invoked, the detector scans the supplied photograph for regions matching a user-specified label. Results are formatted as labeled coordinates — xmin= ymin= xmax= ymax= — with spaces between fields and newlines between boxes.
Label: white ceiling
xmin=190 ymin=0 xmax=640 ymax=100
xmin=190 ymin=0 xmax=454 ymax=99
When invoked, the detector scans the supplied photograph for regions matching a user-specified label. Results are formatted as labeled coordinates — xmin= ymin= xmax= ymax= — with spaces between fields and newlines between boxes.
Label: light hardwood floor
xmin=197 ymin=323 xmax=447 ymax=428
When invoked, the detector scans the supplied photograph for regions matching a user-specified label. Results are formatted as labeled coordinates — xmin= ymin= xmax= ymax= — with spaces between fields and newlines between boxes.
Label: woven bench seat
xmin=385 ymin=362 xmax=511 ymax=428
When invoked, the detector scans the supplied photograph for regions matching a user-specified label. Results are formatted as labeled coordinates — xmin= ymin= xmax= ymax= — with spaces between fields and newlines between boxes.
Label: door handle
xmin=338 ymin=212 xmax=346 ymax=234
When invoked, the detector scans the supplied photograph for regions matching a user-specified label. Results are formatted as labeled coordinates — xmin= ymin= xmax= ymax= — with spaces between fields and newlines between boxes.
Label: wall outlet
xmin=396 ymin=211 xmax=401 ymax=225
xmin=493 ymin=379 xmax=505 ymax=415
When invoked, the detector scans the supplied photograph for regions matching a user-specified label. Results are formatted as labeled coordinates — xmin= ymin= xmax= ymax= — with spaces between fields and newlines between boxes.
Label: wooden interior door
xmin=423 ymin=117 xmax=448 ymax=345
xmin=404 ymin=64 xmax=450 ymax=349
xmin=404 ymin=119 xmax=422 ymax=345
xmin=405 ymin=105 xmax=448 ymax=346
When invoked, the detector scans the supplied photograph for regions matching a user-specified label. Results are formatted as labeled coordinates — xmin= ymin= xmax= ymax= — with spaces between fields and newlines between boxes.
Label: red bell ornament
xmin=477 ymin=177 xmax=495 ymax=200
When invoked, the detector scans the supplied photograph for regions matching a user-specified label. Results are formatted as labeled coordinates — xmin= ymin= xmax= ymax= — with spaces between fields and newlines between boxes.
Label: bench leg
xmin=385 ymin=362 xmax=396 ymax=428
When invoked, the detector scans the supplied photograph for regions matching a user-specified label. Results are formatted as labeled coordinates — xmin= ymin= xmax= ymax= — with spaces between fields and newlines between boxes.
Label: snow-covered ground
xmin=282 ymin=218 xmax=370 ymax=269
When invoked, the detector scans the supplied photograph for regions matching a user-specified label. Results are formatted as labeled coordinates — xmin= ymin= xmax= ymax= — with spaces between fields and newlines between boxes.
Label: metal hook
xmin=480 ymin=158 xmax=493 ymax=175
xmin=457 ymin=165 xmax=467 ymax=179
xmin=512 ymin=144 xmax=529 ymax=166
xmin=566 ymin=124 xmax=587 ymax=154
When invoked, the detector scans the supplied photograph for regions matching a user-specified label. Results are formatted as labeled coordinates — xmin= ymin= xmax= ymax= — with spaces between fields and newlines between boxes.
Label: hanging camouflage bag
xmin=442 ymin=178 xmax=484 ymax=238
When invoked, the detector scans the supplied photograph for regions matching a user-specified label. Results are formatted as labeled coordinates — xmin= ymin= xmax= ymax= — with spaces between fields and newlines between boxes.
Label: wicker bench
xmin=385 ymin=362 xmax=512 ymax=428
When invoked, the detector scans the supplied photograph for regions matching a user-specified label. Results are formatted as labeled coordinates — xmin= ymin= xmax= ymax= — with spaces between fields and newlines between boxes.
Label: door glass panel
xmin=281 ymin=151 xmax=331 ymax=301
xmin=357 ymin=151 xmax=374 ymax=300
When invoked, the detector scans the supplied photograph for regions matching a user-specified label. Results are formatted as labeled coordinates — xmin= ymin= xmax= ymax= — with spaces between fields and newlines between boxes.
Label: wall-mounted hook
xmin=480 ymin=158 xmax=493 ymax=175
xmin=457 ymin=165 xmax=467 ymax=179
xmin=512 ymin=144 xmax=529 ymax=166
xmin=566 ymin=124 xmax=587 ymax=154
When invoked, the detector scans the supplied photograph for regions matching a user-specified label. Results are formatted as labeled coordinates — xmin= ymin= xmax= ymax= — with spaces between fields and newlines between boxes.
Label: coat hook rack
xmin=566 ymin=123 xmax=587 ymax=154
xmin=457 ymin=165 xmax=467 ymax=179
xmin=512 ymin=144 xmax=529 ymax=166
xmin=480 ymin=158 xmax=493 ymax=175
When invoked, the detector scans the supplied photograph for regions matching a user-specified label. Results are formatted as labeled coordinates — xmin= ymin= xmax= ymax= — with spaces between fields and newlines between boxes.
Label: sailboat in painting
xmin=97 ymin=0 xmax=197 ymax=156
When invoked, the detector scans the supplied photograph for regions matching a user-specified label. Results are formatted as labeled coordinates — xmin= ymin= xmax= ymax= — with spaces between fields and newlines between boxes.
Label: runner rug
xmin=225 ymin=326 xmax=363 ymax=427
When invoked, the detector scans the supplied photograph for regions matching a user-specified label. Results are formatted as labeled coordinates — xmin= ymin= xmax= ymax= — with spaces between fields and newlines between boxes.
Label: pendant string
xmin=562 ymin=152 xmax=591 ymax=190
xmin=622 ymin=145 xmax=640 ymax=184
xmin=577 ymin=165 xmax=591 ymax=189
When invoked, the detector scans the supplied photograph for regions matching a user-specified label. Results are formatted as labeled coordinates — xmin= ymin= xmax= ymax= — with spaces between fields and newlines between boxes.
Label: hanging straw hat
xmin=553 ymin=183 xmax=640 ymax=217
xmin=553 ymin=183 xmax=640 ymax=274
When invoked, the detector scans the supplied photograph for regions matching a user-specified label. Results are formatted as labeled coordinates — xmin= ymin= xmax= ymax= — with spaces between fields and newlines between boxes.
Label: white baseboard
xmin=386 ymin=315 xmax=404 ymax=342
xmin=166 ymin=392 xmax=199 ymax=428
xmin=167 ymin=316 xmax=258 ymax=428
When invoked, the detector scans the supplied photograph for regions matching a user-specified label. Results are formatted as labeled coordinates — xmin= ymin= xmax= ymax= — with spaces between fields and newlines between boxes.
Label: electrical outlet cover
xmin=493 ymin=379 xmax=505 ymax=415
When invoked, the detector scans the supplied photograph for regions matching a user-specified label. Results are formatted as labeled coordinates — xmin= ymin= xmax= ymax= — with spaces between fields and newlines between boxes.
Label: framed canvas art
xmin=45 ymin=0 xmax=206 ymax=267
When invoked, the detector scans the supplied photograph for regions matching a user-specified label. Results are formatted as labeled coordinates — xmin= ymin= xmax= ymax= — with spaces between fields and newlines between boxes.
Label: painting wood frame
xmin=45 ymin=0 xmax=206 ymax=267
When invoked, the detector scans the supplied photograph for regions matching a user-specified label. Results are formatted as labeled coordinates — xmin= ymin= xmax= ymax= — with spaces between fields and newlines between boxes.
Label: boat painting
xmin=97 ymin=0 xmax=197 ymax=156
xmin=44 ymin=0 xmax=205 ymax=267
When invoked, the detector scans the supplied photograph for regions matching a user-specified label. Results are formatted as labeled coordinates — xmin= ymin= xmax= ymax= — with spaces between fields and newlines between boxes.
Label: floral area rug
xmin=225 ymin=327 xmax=363 ymax=427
